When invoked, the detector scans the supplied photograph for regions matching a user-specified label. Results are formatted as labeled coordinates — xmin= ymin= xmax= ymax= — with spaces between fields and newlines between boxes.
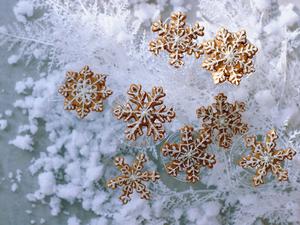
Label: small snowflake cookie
xmin=239 ymin=129 xmax=296 ymax=187
xmin=113 ymin=84 xmax=176 ymax=141
xmin=202 ymin=27 xmax=258 ymax=85
xmin=58 ymin=65 xmax=113 ymax=118
xmin=161 ymin=126 xmax=216 ymax=183
xmin=149 ymin=12 xmax=205 ymax=68
xmin=196 ymin=93 xmax=248 ymax=149
xmin=107 ymin=154 xmax=160 ymax=204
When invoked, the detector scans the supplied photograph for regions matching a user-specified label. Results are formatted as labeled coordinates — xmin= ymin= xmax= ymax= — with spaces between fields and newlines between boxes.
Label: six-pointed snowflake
xmin=161 ymin=126 xmax=216 ymax=183
xmin=202 ymin=27 xmax=258 ymax=85
xmin=113 ymin=84 xmax=176 ymax=141
xmin=196 ymin=93 xmax=248 ymax=149
xmin=149 ymin=12 xmax=205 ymax=68
xmin=58 ymin=65 xmax=113 ymax=118
xmin=107 ymin=153 xmax=160 ymax=204
xmin=239 ymin=129 xmax=296 ymax=186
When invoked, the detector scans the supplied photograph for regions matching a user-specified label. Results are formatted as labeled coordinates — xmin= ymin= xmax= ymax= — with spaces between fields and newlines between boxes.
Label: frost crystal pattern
xmin=149 ymin=12 xmax=204 ymax=68
xmin=58 ymin=66 xmax=113 ymax=118
xmin=113 ymin=84 xmax=176 ymax=141
xmin=196 ymin=93 xmax=248 ymax=148
xmin=239 ymin=129 xmax=296 ymax=186
xmin=202 ymin=28 xmax=258 ymax=85
xmin=161 ymin=126 xmax=216 ymax=183
xmin=107 ymin=154 xmax=160 ymax=204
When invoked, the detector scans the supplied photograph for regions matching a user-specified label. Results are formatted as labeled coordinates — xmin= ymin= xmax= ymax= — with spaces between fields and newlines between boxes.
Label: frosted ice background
xmin=0 ymin=0 xmax=300 ymax=224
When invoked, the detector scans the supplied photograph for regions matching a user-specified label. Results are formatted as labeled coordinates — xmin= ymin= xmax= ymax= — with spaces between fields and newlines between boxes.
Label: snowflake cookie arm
xmin=149 ymin=20 xmax=169 ymax=55
xmin=149 ymin=38 xmax=166 ymax=55
xmin=165 ymin=160 xmax=182 ymax=177
xmin=196 ymin=129 xmax=215 ymax=168
xmin=150 ymin=87 xmax=176 ymax=122
xmin=213 ymin=93 xmax=228 ymax=112
xmin=134 ymin=181 xmax=151 ymax=200
xmin=229 ymin=101 xmax=249 ymax=134
xmin=113 ymin=85 xmax=144 ymax=140
xmin=186 ymin=164 xmax=201 ymax=183
xmin=107 ymin=176 xmax=128 ymax=190
xmin=239 ymin=155 xmax=261 ymax=169
xmin=147 ymin=86 xmax=175 ymax=141
xmin=217 ymin=128 xmax=233 ymax=148
xmin=253 ymin=164 xmax=268 ymax=186
xmin=186 ymin=23 xmax=204 ymax=58
xmin=169 ymin=50 xmax=185 ymax=68
xmin=119 ymin=184 xmax=134 ymax=204
xmin=196 ymin=128 xmax=212 ymax=148
xmin=107 ymin=157 xmax=131 ymax=189
xmin=265 ymin=129 xmax=278 ymax=152
xmin=161 ymin=143 xmax=180 ymax=157
xmin=170 ymin=12 xmax=186 ymax=30
xmin=196 ymin=105 xmax=214 ymax=129
xmin=114 ymin=156 xmax=131 ymax=176
xmin=132 ymin=154 xmax=146 ymax=172
xmin=273 ymin=147 xmax=296 ymax=161
xmin=270 ymin=162 xmax=288 ymax=182
xmin=197 ymin=152 xmax=216 ymax=169
xmin=114 ymin=105 xmax=144 ymax=141
xmin=167 ymin=13 xmax=187 ymax=68
xmin=163 ymin=138 xmax=186 ymax=177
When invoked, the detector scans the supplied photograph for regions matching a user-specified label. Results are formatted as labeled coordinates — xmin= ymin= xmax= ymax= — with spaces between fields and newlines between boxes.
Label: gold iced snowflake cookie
xmin=239 ymin=129 xmax=296 ymax=187
xmin=58 ymin=65 xmax=113 ymax=118
xmin=149 ymin=12 xmax=205 ymax=68
xmin=196 ymin=93 xmax=248 ymax=149
xmin=161 ymin=126 xmax=216 ymax=183
xmin=202 ymin=27 xmax=258 ymax=85
xmin=107 ymin=154 xmax=160 ymax=204
xmin=113 ymin=84 xmax=176 ymax=141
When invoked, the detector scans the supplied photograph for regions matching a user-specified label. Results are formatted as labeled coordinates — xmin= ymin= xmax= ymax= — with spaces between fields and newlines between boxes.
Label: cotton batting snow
xmin=9 ymin=134 xmax=33 ymax=151
xmin=0 ymin=119 xmax=7 ymax=130
xmin=13 ymin=0 xmax=34 ymax=23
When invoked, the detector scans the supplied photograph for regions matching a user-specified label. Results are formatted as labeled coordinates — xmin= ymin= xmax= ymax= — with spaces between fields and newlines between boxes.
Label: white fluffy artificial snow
xmin=13 ymin=0 xmax=34 ymax=23
xmin=68 ymin=216 xmax=81 ymax=225
xmin=9 ymin=134 xmax=33 ymax=151
xmin=0 ymin=119 xmax=7 ymax=130
xmin=1 ymin=0 xmax=300 ymax=224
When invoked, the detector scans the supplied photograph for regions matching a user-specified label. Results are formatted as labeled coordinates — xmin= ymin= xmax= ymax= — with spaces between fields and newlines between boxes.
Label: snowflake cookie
xmin=196 ymin=93 xmax=248 ymax=149
xmin=107 ymin=154 xmax=160 ymax=204
xmin=161 ymin=126 xmax=216 ymax=183
xmin=202 ymin=27 xmax=258 ymax=85
xmin=239 ymin=129 xmax=296 ymax=187
xmin=113 ymin=84 xmax=176 ymax=141
xmin=58 ymin=65 xmax=113 ymax=118
xmin=149 ymin=12 xmax=205 ymax=68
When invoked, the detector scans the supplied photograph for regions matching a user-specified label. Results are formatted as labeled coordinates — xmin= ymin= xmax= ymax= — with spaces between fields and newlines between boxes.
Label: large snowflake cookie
xmin=196 ymin=93 xmax=248 ymax=149
xmin=58 ymin=65 xmax=113 ymax=118
xmin=161 ymin=126 xmax=216 ymax=183
xmin=149 ymin=12 xmax=205 ymax=68
xmin=107 ymin=154 xmax=160 ymax=204
xmin=202 ymin=27 xmax=258 ymax=85
xmin=239 ymin=129 xmax=296 ymax=187
xmin=113 ymin=84 xmax=176 ymax=141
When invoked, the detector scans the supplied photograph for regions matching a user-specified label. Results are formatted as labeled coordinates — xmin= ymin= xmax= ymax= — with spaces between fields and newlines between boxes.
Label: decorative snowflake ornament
xmin=239 ymin=129 xmax=296 ymax=187
xmin=149 ymin=12 xmax=205 ymax=68
xmin=161 ymin=126 xmax=216 ymax=183
xmin=196 ymin=93 xmax=248 ymax=149
xmin=202 ymin=27 xmax=258 ymax=85
xmin=58 ymin=66 xmax=113 ymax=118
xmin=107 ymin=154 xmax=160 ymax=204
xmin=113 ymin=84 xmax=176 ymax=141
